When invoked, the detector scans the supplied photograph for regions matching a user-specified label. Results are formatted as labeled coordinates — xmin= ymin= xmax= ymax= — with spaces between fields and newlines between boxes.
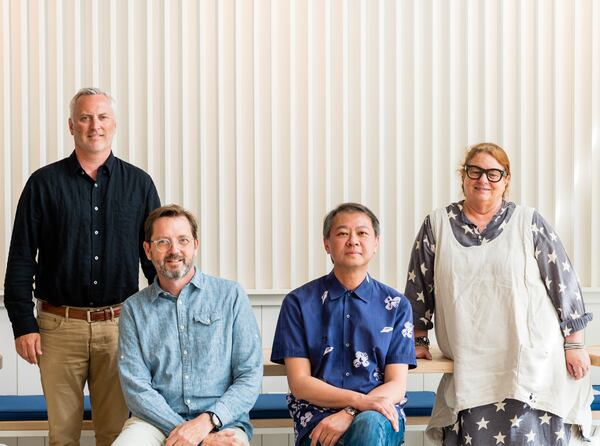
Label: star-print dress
xmin=405 ymin=201 xmax=592 ymax=445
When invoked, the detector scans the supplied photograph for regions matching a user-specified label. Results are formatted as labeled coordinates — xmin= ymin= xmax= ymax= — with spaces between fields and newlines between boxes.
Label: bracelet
xmin=415 ymin=336 xmax=430 ymax=348
xmin=564 ymin=342 xmax=585 ymax=350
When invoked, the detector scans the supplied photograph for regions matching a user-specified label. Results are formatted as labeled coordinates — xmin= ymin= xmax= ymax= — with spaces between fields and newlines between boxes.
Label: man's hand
xmin=353 ymin=395 xmax=399 ymax=432
xmin=166 ymin=413 xmax=213 ymax=446
xmin=15 ymin=333 xmax=42 ymax=365
xmin=309 ymin=410 xmax=354 ymax=446
xmin=565 ymin=348 xmax=590 ymax=380
xmin=415 ymin=345 xmax=431 ymax=360
xmin=203 ymin=430 xmax=246 ymax=445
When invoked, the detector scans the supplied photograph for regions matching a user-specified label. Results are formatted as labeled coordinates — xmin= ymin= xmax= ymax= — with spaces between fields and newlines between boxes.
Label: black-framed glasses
xmin=464 ymin=165 xmax=506 ymax=183
xmin=149 ymin=237 xmax=193 ymax=252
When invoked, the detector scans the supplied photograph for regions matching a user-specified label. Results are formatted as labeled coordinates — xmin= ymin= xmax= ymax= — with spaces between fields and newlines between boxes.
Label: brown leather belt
xmin=40 ymin=301 xmax=122 ymax=322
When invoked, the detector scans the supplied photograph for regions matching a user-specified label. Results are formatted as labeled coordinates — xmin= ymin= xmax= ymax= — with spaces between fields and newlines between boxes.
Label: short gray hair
xmin=69 ymin=87 xmax=116 ymax=118
xmin=323 ymin=203 xmax=380 ymax=239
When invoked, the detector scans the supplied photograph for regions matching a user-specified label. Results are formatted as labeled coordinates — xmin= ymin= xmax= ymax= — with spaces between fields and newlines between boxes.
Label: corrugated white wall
xmin=1 ymin=0 xmax=600 ymax=292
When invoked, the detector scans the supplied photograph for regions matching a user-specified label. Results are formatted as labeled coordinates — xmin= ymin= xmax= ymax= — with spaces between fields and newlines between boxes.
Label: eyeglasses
xmin=464 ymin=165 xmax=506 ymax=183
xmin=149 ymin=237 xmax=193 ymax=252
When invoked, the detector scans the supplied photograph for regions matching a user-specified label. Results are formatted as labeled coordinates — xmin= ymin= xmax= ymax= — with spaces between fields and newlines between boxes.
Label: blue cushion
xmin=249 ymin=391 xmax=436 ymax=419
xmin=250 ymin=394 xmax=289 ymax=419
xmin=592 ymin=385 xmax=600 ymax=411
xmin=404 ymin=391 xmax=436 ymax=417
xmin=0 ymin=395 xmax=92 ymax=421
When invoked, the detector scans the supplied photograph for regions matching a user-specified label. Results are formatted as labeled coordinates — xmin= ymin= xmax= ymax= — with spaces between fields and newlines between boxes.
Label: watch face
xmin=211 ymin=413 xmax=222 ymax=428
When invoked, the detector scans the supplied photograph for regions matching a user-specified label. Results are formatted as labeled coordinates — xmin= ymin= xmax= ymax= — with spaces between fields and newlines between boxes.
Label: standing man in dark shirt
xmin=4 ymin=87 xmax=161 ymax=446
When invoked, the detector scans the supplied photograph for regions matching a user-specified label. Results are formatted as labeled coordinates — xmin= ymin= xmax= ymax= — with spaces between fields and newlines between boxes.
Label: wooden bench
xmin=3 ymin=346 xmax=599 ymax=438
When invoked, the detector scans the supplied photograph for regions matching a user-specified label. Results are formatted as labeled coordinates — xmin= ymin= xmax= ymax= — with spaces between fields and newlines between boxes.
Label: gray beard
xmin=158 ymin=258 xmax=193 ymax=280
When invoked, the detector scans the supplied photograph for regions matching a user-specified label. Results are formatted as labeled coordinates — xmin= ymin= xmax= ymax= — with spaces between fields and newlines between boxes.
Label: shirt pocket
xmin=191 ymin=310 xmax=228 ymax=394
xmin=191 ymin=310 xmax=225 ymax=355
xmin=517 ymin=345 xmax=552 ymax=393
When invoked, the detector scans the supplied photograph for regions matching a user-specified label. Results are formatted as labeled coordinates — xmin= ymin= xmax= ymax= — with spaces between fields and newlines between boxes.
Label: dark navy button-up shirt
xmin=271 ymin=271 xmax=416 ymax=444
xmin=4 ymin=151 xmax=160 ymax=338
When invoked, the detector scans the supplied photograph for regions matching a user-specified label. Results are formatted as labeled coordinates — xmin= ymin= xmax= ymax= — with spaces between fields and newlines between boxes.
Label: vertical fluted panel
xmin=1 ymin=0 xmax=599 ymax=293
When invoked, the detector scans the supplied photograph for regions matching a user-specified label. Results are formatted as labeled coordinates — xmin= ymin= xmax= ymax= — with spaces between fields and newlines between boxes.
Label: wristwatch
xmin=415 ymin=336 xmax=430 ymax=348
xmin=343 ymin=406 xmax=359 ymax=417
xmin=206 ymin=411 xmax=222 ymax=430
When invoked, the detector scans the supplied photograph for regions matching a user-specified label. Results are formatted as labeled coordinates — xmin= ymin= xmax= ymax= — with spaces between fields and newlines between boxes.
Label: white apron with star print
xmin=426 ymin=204 xmax=592 ymax=443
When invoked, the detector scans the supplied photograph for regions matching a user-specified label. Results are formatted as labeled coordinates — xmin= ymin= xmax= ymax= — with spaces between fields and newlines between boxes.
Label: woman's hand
xmin=565 ymin=348 xmax=590 ymax=380
xmin=415 ymin=345 xmax=432 ymax=360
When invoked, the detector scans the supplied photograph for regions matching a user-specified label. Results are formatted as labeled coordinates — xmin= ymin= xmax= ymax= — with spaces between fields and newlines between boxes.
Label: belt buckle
xmin=86 ymin=309 xmax=92 ymax=323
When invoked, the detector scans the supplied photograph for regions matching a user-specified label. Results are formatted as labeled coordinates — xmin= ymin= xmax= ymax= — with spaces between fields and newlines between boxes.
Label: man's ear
xmin=68 ymin=118 xmax=74 ymax=135
xmin=143 ymin=241 xmax=152 ymax=260
xmin=323 ymin=238 xmax=330 ymax=254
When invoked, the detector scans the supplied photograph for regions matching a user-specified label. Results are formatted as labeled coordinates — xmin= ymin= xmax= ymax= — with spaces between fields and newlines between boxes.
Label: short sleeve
xmin=270 ymin=293 xmax=310 ymax=364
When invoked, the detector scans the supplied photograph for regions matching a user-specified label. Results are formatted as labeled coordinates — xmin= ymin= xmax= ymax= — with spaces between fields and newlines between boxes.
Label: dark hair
xmin=144 ymin=204 xmax=199 ymax=242
xmin=323 ymin=203 xmax=380 ymax=239
xmin=459 ymin=142 xmax=511 ymax=198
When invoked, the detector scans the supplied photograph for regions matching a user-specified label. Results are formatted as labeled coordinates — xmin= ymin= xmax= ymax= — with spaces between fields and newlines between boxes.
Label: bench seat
xmin=0 ymin=391 xmax=436 ymax=434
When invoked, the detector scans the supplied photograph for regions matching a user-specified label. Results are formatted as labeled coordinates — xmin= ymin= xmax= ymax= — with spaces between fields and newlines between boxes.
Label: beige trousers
xmin=112 ymin=416 xmax=251 ymax=446
xmin=37 ymin=310 xmax=129 ymax=446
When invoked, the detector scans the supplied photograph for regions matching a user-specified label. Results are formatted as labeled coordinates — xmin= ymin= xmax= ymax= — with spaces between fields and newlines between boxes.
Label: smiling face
xmin=144 ymin=216 xmax=199 ymax=282
xmin=462 ymin=152 xmax=509 ymax=209
xmin=68 ymin=94 xmax=116 ymax=157
xmin=323 ymin=211 xmax=379 ymax=273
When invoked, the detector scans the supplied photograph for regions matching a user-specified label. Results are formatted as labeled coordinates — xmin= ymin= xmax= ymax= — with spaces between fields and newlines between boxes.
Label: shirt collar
xmin=148 ymin=267 xmax=203 ymax=303
xmin=325 ymin=270 xmax=373 ymax=303
xmin=67 ymin=150 xmax=115 ymax=176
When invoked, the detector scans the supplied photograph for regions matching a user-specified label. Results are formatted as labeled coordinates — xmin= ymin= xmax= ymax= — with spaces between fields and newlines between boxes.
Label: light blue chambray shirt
xmin=118 ymin=268 xmax=262 ymax=437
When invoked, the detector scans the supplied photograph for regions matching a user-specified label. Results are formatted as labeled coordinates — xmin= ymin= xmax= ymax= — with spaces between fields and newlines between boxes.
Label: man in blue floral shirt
xmin=271 ymin=203 xmax=416 ymax=446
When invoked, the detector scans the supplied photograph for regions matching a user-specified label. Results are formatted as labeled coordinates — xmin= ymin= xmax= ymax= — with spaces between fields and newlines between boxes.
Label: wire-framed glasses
xmin=149 ymin=237 xmax=193 ymax=252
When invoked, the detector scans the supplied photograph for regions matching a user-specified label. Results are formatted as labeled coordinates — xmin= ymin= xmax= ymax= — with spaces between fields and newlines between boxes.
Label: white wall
xmin=2 ymin=1 xmax=600 ymax=445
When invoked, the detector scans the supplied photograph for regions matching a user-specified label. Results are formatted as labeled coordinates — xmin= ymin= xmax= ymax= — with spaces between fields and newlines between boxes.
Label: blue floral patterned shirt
xmin=271 ymin=271 xmax=416 ymax=444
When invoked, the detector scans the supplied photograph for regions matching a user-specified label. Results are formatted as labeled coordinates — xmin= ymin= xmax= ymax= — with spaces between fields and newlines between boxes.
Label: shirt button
xmin=345 ymin=372 xmax=350 ymax=377
xmin=180 ymin=325 xmax=185 ymax=330
xmin=89 ymin=302 xmax=94 ymax=306
xmin=183 ymin=350 xmax=188 ymax=355
xmin=346 ymin=314 xmax=350 ymax=319
xmin=94 ymin=230 xmax=99 ymax=235
xmin=186 ymin=399 xmax=191 ymax=404
xmin=93 ymin=281 xmax=98 ymax=285
xmin=94 ymin=206 xmax=99 ymax=211
xmin=94 ymin=183 xmax=98 ymax=188
xmin=184 ymin=375 xmax=189 ymax=380
xmin=94 ymin=256 xmax=99 ymax=260
xmin=345 ymin=342 xmax=350 ymax=348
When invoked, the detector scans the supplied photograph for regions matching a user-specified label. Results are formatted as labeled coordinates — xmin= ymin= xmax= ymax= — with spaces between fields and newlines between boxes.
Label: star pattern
xmin=510 ymin=415 xmax=521 ymax=428
xmin=493 ymin=431 xmax=506 ymax=444
xmin=539 ymin=413 xmax=551 ymax=425
xmin=547 ymin=251 xmax=558 ymax=264
xmin=525 ymin=430 xmax=536 ymax=443
xmin=476 ymin=417 xmax=489 ymax=430
xmin=442 ymin=398 xmax=572 ymax=446
xmin=408 ymin=270 xmax=416 ymax=282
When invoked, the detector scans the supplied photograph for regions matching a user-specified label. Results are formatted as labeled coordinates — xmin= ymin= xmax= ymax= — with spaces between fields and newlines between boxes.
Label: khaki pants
xmin=38 ymin=311 xmax=129 ymax=446
xmin=112 ymin=416 xmax=251 ymax=446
